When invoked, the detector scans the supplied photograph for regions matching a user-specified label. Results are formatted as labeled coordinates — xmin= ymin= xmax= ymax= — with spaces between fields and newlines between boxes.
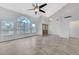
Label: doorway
xmin=42 ymin=24 xmax=48 ymax=36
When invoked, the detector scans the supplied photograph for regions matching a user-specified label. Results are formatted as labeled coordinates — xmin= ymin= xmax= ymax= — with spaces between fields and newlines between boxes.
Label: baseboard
xmin=0 ymin=34 xmax=39 ymax=43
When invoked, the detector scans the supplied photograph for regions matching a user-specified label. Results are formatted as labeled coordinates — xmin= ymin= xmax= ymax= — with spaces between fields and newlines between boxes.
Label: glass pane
xmin=1 ymin=20 xmax=14 ymax=36
xmin=16 ymin=16 xmax=31 ymax=34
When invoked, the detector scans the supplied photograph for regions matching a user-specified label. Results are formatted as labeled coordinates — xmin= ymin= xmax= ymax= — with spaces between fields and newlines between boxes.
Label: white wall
xmin=37 ymin=15 xmax=48 ymax=35
xmin=48 ymin=17 xmax=70 ymax=38
xmin=48 ymin=18 xmax=61 ymax=35
xmin=37 ymin=14 xmax=70 ymax=38
xmin=48 ymin=3 xmax=79 ymax=38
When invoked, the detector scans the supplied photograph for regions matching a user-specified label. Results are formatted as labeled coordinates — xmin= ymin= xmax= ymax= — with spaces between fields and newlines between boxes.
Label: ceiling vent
xmin=64 ymin=16 xmax=72 ymax=18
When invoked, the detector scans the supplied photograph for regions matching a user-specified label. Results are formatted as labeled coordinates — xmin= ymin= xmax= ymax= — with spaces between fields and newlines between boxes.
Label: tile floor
xmin=0 ymin=35 xmax=79 ymax=55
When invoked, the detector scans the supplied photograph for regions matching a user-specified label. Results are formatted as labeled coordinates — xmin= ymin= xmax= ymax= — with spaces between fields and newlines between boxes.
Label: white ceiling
xmin=0 ymin=3 xmax=67 ymax=18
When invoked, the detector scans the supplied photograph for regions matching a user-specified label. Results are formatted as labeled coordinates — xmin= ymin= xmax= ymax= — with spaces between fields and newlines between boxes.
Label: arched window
xmin=1 ymin=20 xmax=14 ymax=36
xmin=16 ymin=16 xmax=31 ymax=34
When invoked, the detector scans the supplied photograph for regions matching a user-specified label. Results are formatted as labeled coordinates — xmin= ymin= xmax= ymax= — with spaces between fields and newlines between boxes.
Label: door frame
xmin=42 ymin=24 xmax=48 ymax=36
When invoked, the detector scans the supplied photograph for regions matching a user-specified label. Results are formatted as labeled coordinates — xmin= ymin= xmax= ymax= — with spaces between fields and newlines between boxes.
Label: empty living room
xmin=0 ymin=1 xmax=79 ymax=57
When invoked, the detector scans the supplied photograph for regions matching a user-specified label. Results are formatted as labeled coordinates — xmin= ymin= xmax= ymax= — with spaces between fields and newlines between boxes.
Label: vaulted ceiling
xmin=0 ymin=3 xmax=67 ymax=18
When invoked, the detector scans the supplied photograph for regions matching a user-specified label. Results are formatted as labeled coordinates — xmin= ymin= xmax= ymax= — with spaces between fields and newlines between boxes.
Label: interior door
xmin=42 ymin=24 xmax=48 ymax=36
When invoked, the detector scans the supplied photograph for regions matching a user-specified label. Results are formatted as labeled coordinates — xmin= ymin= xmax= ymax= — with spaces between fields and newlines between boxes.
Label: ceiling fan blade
xmin=32 ymin=3 xmax=36 ymax=7
xmin=39 ymin=3 xmax=47 ymax=8
xmin=27 ymin=9 xmax=34 ymax=10
xmin=39 ymin=9 xmax=46 ymax=13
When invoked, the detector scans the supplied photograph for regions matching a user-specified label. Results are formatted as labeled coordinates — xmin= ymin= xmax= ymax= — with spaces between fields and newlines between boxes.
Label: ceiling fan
xmin=28 ymin=3 xmax=47 ymax=14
